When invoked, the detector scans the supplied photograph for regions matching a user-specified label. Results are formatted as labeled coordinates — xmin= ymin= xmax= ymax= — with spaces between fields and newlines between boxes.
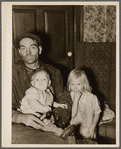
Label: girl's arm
xmin=88 ymin=113 xmax=100 ymax=138
xmin=91 ymin=113 xmax=100 ymax=129
xmin=87 ymin=94 xmax=101 ymax=138
xmin=71 ymin=91 xmax=81 ymax=118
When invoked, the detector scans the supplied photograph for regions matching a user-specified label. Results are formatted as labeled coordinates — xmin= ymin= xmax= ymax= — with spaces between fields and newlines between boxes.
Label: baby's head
xmin=67 ymin=69 xmax=92 ymax=93
xmin=31 ymin=69 xmax=51 ymax=91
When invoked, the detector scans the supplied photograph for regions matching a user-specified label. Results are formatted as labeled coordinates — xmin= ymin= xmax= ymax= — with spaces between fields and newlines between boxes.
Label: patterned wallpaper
xmin=84 ymin=5 xmax=116 ymax=42
xmin=83 ymin=43 xmax=112 ymax=103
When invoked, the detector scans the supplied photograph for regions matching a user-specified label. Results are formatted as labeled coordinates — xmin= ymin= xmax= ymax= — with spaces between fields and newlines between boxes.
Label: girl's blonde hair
xmin=67 ymin=69 xmax=92 ymax=92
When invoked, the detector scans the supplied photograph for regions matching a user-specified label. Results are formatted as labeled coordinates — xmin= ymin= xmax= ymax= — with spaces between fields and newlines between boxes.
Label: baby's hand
xmin=59 ymin=103 xmax=68 ymax=109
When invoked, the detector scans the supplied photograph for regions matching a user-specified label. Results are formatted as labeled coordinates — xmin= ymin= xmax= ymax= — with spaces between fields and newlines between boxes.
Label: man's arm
xmin=51 ymin=68 xmax=72 ymax=128
xmin=12 ymin=110 xmax=45 ymax=129
xmin=12 ymin=93 xmax=45 ymax=129
xmin=12 ymin=68 xmax=45 ymax=129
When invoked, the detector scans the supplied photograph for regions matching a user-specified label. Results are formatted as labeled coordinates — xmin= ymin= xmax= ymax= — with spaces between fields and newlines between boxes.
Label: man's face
xmin=18 ymin=37 xmax=42 ymax=65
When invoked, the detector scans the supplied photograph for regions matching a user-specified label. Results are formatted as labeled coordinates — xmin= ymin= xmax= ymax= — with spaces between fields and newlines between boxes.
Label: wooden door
xmin=12 ymin=5 xmax=74 ymax=83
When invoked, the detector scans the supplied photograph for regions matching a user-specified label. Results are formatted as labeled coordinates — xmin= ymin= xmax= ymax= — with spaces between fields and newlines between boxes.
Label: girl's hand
xmin=70 ymin=118 xmax=74 ymax=125
xmin=88 ymin=127 xmax=96 ymax=139
xmin=74 ymin=90 xmax=82 ymax=101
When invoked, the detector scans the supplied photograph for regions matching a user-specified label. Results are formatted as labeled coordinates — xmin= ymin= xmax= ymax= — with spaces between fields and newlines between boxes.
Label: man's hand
xmin=12 ymin=113 xmax=45 ymax=129
xmin=40 ymin=112 xmax=55 ymax=126
xmin=43 ymin=115 xmax=55 ymax=126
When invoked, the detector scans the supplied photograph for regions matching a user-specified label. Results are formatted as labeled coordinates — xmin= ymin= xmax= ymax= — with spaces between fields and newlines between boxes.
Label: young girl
xmin=67 ymin=69 xmax=101 ymax=139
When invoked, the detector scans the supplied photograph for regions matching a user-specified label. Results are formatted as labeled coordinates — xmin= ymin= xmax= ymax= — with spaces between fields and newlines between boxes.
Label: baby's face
xmin=32 ymin=71 xmax=50 ymax=91
xmin=69 ymin=77 xmax=83 ymax=93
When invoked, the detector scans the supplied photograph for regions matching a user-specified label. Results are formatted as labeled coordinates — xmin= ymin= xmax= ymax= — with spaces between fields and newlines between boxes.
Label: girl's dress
xmin=70 ymin=91 xmax=101 ymax=138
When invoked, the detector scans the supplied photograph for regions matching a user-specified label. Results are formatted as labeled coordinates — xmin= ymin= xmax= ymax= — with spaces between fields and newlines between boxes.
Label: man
xmin=12 ymin=33 xmax=74 ymax=144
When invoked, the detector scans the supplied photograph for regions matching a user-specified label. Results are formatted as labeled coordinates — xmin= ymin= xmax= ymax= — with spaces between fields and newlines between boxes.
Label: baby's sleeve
xmin=24 ymin=87 xmax=39 ymax=103
xmin=19 ymin=88 xmax=39 ymax=113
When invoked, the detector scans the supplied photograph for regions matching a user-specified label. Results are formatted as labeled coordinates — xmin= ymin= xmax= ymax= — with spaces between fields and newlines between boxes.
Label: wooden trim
xmin=109 ymin=42 xmax=116 ymax=111
xmin=74 ymin=6 xmax=84 ymax=43
xmin=80 ymin=6 xmax=84 ymax=42
xmin=74 ymin=6 xmax=84 ymax=68
xmin=36 ymin=9 xmax=44 ymax=32
xmin=74 ymin=42 xmax=84 ymax=69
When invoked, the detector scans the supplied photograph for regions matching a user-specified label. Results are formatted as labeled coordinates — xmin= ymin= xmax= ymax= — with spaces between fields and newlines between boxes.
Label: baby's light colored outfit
xmin=19 ymin=86 xmax=53 ymax=114
xmin=18 ymin=86 xmax=63 ymax=136
xmin=70 ymin=91 xmax=101 ymax=138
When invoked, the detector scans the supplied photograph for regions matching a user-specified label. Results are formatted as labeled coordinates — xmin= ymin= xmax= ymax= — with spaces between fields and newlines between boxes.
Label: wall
xmin=74 ymin=6 xmax=116 ymax=139
xmin=84 ymin=5 xmax=116 ymax=42
xmin=75 ymin=5 xmax=116 ymax=111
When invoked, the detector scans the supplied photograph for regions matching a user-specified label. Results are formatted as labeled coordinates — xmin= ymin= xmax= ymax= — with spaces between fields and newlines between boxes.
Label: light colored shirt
xmin=18 ymin=86 xmax=53 ymax=114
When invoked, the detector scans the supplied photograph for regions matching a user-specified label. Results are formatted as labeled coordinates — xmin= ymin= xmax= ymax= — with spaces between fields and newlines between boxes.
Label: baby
xmin=18 ymin=69 xmax=67 ymax=117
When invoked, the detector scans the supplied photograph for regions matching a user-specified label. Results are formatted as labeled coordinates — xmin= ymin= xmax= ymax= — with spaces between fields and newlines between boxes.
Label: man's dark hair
xmin=14 ymin=33 xmax=42 ymax=49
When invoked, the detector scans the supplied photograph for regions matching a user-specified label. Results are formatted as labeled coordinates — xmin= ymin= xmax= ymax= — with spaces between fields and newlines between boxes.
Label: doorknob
xmin=67 ymin=52 xmax=72 ymax=57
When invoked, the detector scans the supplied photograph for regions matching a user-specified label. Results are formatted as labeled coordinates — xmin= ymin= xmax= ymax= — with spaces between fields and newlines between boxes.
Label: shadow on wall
xmin=80 ymin=67 xmax=106 ymax=119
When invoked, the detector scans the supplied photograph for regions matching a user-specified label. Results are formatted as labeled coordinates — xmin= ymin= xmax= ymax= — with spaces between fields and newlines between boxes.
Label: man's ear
xmin=39 ymin=46 xmax=42 ymax=55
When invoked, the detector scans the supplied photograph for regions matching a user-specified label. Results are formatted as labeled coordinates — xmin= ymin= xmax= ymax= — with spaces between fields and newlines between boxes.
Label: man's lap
xmin=12 ymin=123 xmax=68 ymax=144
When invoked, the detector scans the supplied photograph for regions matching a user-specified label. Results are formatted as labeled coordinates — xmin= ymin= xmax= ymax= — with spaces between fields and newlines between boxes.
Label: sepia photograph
xmin=2 ymin=1 xmax=119 ymax=147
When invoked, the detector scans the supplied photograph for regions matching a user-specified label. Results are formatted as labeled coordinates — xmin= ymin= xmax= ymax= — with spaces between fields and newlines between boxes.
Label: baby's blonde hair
xmin=67 ymin=69 xmax=92 ymax=92
xmin=31 ymin=69 xmax=50 ymax=82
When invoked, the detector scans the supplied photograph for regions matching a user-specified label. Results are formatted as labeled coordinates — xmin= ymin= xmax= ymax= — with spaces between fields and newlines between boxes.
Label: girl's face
xmin=31 ymin=71 xmax=51 ymax=91
xmin=69 ymin=77 xmax=84 ymax=93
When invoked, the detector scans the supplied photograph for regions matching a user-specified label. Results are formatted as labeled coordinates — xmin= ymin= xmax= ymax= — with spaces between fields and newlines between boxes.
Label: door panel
xmin=12 ymin=8 xmax=38 ymax=64
xmin=12 ymin=5 xmax=74 ymax=80
xmin=44 ymin=10 xmax=66 ymax=62
xmin=12 ymin=9 xmax=37 ymax=41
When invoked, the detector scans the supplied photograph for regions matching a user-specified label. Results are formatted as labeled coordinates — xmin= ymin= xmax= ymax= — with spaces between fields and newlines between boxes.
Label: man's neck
xmin=25 ymin=61 xmax=40 ymax=70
